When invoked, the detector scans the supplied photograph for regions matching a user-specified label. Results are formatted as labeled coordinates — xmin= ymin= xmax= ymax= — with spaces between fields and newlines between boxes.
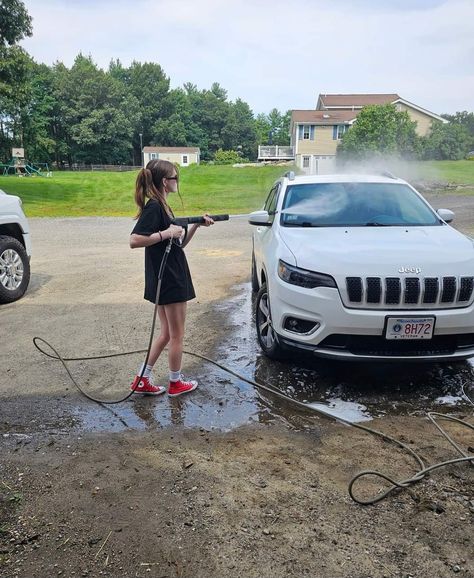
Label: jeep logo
xmin=398 ymin=266 xmax=422 ymax=274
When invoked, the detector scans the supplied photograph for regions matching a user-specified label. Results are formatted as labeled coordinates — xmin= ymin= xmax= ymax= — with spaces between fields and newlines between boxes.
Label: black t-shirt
xmin=131 ymin=199 xmax=195 ymax=305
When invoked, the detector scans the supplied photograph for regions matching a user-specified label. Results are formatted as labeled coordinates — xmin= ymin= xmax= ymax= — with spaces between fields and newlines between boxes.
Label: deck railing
xmin=258 ymin=145 xmax=295 ymax=160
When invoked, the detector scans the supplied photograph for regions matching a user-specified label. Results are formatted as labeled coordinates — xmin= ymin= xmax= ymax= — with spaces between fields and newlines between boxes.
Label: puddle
xmin=63 ymin=282 xmax=474 ymax=433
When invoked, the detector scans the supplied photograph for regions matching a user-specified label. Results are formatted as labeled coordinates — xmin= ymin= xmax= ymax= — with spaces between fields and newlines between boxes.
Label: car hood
xmin=280 ymin=225 xmax=474 ymax=277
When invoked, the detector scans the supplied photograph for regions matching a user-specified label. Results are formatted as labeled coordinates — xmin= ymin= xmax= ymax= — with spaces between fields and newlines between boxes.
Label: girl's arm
xmin=130 ymin=224 xmax=183 ymax=248
xmin=180 ymin=215 xmax=214 ymax=248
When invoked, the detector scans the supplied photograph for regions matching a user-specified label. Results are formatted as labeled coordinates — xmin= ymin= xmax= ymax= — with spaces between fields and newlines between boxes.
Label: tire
xmin=255 ymin=282 xmax=285 ymax=360
xmin=0 ymin=235 xmax=30 ymax=304
xmin=251 ymin=251 xmax=259 ymax=293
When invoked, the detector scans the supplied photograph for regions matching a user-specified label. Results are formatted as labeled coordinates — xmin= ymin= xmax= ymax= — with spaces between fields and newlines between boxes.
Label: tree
xmin=111 ymin=61 xmax=170 ymax=163
xmin=182 ymin=86 xmax=230 ymax=159
xmin=442 ymin=111 xmax=474 ymax=151
xmin=20 ymin=62 xmax=56 ymax=162
xmin=222 ymin=98 xmax=257 ymax=159
xmin=338 ymin=104 xmax=421 ymax=161
xmin=0 ymin=0 xmax=32 ymax=46
xmin=0 ymin=44 xmax=32 ymax=158
xmin=53 ymin=54 xmax=140 ymax=165
xmin=255 ymin=108 xmax=291 ymax=146
xmin=0 ymin=0 xmax=33 ymax=159
xmin=421 ymin=121 xmax=471 ymax=160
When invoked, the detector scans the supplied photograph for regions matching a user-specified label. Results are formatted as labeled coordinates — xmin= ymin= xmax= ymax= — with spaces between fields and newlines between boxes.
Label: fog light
xmin=284 ymin=317 xmax=319 ymax=334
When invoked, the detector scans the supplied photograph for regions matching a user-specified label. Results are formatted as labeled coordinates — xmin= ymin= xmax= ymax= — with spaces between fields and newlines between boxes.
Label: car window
xmin=281 ymin=183 xmax=440 ymax=227
xmin=263 ymin=184 xmax=281 ymax=225
xmin=264 ymin=184 xmax=280 ymax=214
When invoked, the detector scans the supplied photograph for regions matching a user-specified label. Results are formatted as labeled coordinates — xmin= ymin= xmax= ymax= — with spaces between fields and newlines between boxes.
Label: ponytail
xmin=134 ymin=161 xmax=174 ymax=219
xmin=134 ymin=168 xmax=154 ymax=219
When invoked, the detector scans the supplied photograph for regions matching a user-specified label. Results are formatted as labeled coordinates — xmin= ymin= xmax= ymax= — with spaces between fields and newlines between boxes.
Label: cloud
xmin=21 ymin=0 xmax=474 ymax=114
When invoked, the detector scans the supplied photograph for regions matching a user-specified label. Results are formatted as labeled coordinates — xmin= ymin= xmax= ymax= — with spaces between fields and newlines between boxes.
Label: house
xmin=142 ymin=147 xmax=200 ymax=167
xmin=259 ymin=94 xmax=447 ymax=173
xmin=316 ymin=93 xmax=447 ymax=137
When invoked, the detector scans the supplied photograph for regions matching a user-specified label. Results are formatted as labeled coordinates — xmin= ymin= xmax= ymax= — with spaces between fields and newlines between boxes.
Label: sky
xmin=20 ymin=0 xmax=474 ymax=116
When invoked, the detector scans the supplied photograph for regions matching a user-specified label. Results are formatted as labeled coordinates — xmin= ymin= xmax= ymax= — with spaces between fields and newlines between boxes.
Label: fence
xmin=58 ymin=164 xmax=142 ymax=172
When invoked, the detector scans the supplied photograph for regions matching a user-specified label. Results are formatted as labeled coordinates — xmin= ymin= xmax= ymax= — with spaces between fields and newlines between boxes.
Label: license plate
xmin=385 ymin=317 xmax=435 ymax=340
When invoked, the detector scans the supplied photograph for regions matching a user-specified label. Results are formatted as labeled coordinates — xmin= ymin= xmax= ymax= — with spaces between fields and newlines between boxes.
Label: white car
xmin=0 ymin=189 xmax=31 ymax=303
xmin=249 ymin=172 xmax=474 ymax=362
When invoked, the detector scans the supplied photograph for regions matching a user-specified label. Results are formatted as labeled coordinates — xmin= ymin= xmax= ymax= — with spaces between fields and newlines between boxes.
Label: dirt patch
xmin=1 ymin=418 xmax=473 ymax=578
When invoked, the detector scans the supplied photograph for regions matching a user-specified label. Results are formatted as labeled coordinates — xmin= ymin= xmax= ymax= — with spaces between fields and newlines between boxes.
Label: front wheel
xmin=255 ymin=283 xmax=285 ymax=360
xmin=0 ymin=235 xmax=30 ymax=304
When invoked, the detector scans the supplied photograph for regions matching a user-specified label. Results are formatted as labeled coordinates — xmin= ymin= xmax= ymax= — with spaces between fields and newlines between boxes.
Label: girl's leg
xmin=147 ymin=305 xmax=170 ymax=366
xmin=163 ymin=301 xmax=187 ymax=372
xmin=131 ymin=306 xmax=169 ymax=395
xmin=163 ymin=301 xmax=197 ymax=396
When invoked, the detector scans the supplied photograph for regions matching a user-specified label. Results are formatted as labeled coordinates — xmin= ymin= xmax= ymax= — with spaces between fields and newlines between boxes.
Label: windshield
xmin=281 ymin=182 xmax=440 ymax=227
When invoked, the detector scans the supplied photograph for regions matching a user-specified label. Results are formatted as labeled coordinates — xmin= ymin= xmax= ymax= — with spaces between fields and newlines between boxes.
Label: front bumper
xmin=269 ymin=278 xmax=474 ymax=361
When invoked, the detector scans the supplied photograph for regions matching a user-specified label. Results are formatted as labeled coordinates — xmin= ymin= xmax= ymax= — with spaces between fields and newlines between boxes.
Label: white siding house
xmin=142 ymin=147 xmax=200 ymax=167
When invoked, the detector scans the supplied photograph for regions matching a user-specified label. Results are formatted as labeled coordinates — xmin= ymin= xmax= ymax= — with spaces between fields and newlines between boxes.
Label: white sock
xmin=138 ymin=363 xmax=153 ymax=378
xmin=169 ymin=370 xmax=181 ymax=382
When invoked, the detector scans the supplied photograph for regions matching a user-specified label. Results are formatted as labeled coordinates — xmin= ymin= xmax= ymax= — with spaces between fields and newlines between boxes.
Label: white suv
xmin=0 ymin=189 xmax=31 ymax=303
xmin=249 ymin=173 xmax=474 ymax=362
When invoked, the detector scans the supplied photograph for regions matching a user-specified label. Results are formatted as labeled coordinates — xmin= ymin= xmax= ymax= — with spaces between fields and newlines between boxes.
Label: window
xmin=182 ymin=155 xmax=188 ymax=165
xmin=264 ymin=184 xmax=281 ymax=222
xmin=337 ymin=125 xmax=347 ymax=139
xmin=333 ymin=125 xmax=348 ymax=140
xmin=150 ymin=153 xmax=157 ymax=159
xmin=298 ymin=125 xmax=315 ymax=140
xmin=302 ymin=156 xmax=310 ymax=168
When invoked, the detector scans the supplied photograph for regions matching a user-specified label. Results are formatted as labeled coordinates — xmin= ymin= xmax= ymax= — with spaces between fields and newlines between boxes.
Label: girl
xmin=130 ymin=159 xmax=213 ymax=396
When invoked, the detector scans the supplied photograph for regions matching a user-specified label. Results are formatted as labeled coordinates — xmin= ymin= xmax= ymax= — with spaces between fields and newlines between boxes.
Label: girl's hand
xmin=167 ymin=224 xmax=184 ymax=239
xmin=201 ymin=214 xmax=214 ymax=227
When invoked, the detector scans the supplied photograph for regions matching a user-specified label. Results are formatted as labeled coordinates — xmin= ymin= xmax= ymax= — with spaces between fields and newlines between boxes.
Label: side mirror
xmin=248 ymin=210 xmax=272 ymax=226
xmin=437 ymin=208 xmax=454 ymax=223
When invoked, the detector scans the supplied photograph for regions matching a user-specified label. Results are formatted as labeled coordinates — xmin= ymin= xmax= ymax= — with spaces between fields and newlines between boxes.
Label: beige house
xmin=280 ymin=94 xmax=447 ymax=173
xmin=142 ymin=147 xmax=200 ymax=167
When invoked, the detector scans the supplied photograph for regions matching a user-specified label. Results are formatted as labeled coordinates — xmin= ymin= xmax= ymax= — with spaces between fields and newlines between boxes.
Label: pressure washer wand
xmin=172 ymin=214 xmax=230 ymax=226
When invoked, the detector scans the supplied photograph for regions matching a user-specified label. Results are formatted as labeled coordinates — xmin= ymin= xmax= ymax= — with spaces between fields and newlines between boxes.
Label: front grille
xmin=441 ymin=277 xmax=456 ymax=302
xmin=386 ymin=278 xmax=401 ymax=304
xmin=319 ymin=333 xmax=474 ymax=357
xmin=345 ymin=276 xmax=474 ymax=309
xmin=423 ymin=278 xmax=439 ymax=303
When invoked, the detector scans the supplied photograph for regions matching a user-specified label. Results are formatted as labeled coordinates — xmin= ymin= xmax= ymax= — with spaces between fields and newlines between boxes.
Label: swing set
xmin=0 ymin=148 xmax=52 ymax=177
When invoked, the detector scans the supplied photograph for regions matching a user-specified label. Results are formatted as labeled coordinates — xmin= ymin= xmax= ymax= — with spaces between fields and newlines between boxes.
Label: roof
xmin=318 ymin=94 xmax=400 ymax=109
xmin=143 ymin=147 xmax=200 ymax=153
xmin=291 ymin=110 xmax=359 ymax=125
xmin=316 ymin=93 xmax=447 ymax=122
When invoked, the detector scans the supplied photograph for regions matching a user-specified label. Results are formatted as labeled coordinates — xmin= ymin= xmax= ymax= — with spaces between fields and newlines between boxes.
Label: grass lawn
xmin=0 ymin=165 xmax=290 ymax=217
xmin=0 ymin=161 xmax=473 ymax=218
xmin=405 ymin=160 xmax=474 ymax=184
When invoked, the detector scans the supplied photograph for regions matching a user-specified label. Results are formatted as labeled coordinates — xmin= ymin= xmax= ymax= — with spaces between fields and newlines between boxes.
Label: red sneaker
xmin=130 ymin=375 xmax=166 ymax=395
xmin=168 ymin=377 xmax=198 ymax=397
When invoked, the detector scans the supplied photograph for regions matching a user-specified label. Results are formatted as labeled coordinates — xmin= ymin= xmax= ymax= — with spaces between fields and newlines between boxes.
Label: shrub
xmin=214 ymin=149 xmax=248 ymax=165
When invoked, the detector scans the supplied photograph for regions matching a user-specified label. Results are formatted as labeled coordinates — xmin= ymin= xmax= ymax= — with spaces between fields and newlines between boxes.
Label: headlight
xmin=278 ymin=260 xmax=337 ymax=289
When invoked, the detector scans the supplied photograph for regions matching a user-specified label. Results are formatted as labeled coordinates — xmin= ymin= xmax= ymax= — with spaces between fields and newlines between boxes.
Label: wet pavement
xmin=3 ymin=211 xmax=473 ymax=440
xmin=64 ymin=282 xmax=474 ymax=434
